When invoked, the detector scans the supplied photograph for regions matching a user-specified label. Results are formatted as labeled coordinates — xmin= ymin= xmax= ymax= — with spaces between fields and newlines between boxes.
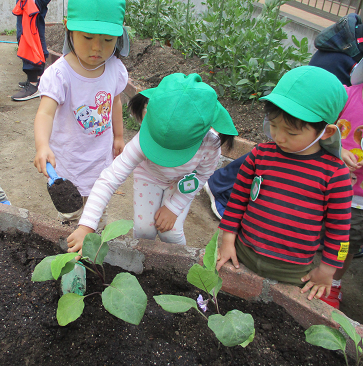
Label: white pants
xmin=133 ymin=179 xmax=191 ymax=245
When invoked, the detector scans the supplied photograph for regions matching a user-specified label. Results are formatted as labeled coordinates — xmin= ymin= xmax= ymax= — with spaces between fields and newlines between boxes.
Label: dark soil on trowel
xmin=0 ymin=230 xmax=349 ymax=366
xmin=47 ymin=178 xmax=83 ymax=213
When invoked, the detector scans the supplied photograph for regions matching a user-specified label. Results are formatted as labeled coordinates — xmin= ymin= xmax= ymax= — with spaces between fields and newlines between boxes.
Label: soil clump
xmin=0 ymin=230 xmax=349 ymax=366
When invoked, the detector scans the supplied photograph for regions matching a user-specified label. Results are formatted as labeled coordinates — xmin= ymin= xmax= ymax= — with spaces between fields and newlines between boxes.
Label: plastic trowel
xmin=61 ymin=263 xmax=86 ymax=296
xmin=46 ymin=162 xmax=83 ymax=214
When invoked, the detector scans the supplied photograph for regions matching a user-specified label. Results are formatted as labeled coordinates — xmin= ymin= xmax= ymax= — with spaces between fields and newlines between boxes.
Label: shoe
xmin=203 ymin=182 xmax=224 ymax=219
xmin=320 ymin=286 xmax=342 ymax=309
xmin=18 ymin=79 xmax=29 ymax=88
xmin=354 ymin=247 xmax=363 ymax=259
xmin=11 ymin=82 xmax=40 ymax=101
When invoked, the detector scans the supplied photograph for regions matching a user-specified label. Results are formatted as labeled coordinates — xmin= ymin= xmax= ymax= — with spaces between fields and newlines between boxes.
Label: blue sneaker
xmin=0 ymin=200 xmax=11 ymax=205
xmin=203 ymin=182 xmax=225 ymax=219
xmin=354 ymin=247 xmax=363 ymax=259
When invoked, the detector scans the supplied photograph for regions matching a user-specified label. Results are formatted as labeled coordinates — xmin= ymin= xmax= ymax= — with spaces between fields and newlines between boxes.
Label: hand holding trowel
xmin=46 ymin=162 xmax=83 ymax=214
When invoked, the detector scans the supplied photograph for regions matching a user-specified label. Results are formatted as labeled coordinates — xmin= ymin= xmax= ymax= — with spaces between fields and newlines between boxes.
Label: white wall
xmin=1 ymin=0 xmax=68 ymax=32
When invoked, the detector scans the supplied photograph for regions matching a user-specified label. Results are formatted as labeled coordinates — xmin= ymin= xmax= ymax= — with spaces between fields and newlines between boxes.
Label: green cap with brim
xmin=139 ymin=73 xmax=238 ymax=167
xmin=260 ymin=66 xmax=348 ymax=159
xmin=66 ymin=0 xmax=125 ymax=37
xmin=260 ymin=66 xmax=347 ymax=125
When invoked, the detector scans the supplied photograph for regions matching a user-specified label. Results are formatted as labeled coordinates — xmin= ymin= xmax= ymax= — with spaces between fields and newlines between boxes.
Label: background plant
xmin=124 ymin=0 xmax=311 ymax=101
xmin=32 ymin=220 xmax=147 ymax=326
xmin=305 ymin=311 xmax=362 ymax=365
xmin=154 ymin=230 xmax=255 ymax=348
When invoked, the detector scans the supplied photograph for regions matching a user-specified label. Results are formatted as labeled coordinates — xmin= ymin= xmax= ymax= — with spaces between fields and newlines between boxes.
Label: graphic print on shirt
xmin=74 ymin=92 xmax=112 ymax=137
xmin=337 ymin=118 xmax=363 ymax=190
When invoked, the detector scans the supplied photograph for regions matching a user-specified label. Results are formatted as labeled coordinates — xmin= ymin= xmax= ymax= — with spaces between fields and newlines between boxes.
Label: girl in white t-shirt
xmin=33 ymin=0 xmax=128 ymax=227
xmin=67 ymin=73 xmax=238 ymax=255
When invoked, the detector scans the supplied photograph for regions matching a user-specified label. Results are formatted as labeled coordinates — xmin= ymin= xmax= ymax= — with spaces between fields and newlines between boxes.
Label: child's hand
xmin=113 ymin=137 xmax=125 ymax=158
xmin=300 ymin=262 xmax=336 ymax=300
xmin=216 ymin=231 xmax=239 ymax=271
xmin=154 ymin=206 xmax=177 ymax=233
xmin=34 ymin=146 xmax=56 ymax=177
xmin=341 ymin=147 xmax=361 ymax=171
xmin=67 ymin=225 xmax=95 ymax=257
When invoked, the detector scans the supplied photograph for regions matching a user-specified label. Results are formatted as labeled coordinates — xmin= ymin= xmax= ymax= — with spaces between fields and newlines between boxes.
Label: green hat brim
xmin=67 ymin=20 xmax=124 ymax=37
xmin=260 ymin=93 xmax=324 ymax=124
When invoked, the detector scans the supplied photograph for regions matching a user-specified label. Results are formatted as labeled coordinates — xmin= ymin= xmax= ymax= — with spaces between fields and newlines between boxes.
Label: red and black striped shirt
xmin=219 ymin=142 xmax=353 ymax=268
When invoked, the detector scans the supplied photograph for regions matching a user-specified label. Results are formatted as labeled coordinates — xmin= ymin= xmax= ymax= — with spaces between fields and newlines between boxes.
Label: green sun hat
xmin=260 ymin=66 xmax=348 ymax=159
xmin=139 ymin=73 xmax=238 ymax=167
xmin=66 ymin=0 xmax=125 ymax=37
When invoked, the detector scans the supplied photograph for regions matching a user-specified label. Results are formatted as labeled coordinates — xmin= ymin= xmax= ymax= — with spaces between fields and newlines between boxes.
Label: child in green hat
xmin=216 ymin=66 xmax=353 ymax=303
xmin=34 ymin=0 xmax=129 ymax=227
xmin=67 ymin=73 xmax=238 ymax=254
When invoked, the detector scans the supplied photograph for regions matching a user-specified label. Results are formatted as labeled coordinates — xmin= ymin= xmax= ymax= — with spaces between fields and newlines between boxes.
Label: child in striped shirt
xmin=216 ymin=66 xmax=353 ymax=303
xmin=67 ymin=73 xmax=238 ymax=254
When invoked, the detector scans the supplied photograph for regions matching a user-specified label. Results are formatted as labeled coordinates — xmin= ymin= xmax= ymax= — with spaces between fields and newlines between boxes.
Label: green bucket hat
xmin=260 ymin=66 xmax=348 ymax=159
xmin=66 ymin=0 xmax=125 ymax=37
xmin=139 ymin=73 xmax=238 ymax=167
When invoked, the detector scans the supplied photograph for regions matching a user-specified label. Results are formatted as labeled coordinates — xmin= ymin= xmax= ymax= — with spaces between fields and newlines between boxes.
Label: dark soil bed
xmin=0 ymin=230 xmax=349 ymax=366
xmin=45 ymin=24 xmax=269 ymax=144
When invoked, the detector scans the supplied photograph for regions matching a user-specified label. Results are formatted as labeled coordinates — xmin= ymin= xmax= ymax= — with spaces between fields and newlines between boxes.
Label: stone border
xmin=0 ymin=203 xmax=362 ymax=359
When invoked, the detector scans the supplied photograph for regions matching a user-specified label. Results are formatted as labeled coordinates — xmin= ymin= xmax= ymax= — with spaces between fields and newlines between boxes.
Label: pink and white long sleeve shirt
xmin=79 ymin=130 xmax=221 ymax=230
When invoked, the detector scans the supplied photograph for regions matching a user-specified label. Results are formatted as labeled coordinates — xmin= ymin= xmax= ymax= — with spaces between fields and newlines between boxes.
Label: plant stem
xmin=153 ymin=0 xmax=160 ymax=44
xmin=185 ymin=0 xmax=191 ymax=54
xmin=251 ymin=0 xmax=282 ymax=109
xmin=211 ymin=0 xmax=225 ymax=77
xmin=77 ymin=261 xmax=98 ymax=276
xmin=196 ymin=308 xmax=209 ymax=320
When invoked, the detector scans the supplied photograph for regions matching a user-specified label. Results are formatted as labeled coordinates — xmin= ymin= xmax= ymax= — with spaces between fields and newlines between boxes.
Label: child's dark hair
xmin=66 ymin=30 xmax=121 ymax=58
xmin=128 ymin=94 xmax=235 ymax=151
xmin=264 ymin=101 xmax=327 ymax=133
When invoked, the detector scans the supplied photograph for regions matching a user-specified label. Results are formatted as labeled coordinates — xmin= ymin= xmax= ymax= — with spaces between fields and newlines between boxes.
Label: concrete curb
xmin=1 ymin=203 xmax=362 ymax=357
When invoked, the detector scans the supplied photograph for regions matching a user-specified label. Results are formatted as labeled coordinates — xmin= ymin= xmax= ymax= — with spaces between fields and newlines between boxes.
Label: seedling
xmin=305 ymin=310 xmax=363 ymax=365
xmin=32 ymin=220 xmax=147 ymax=326
xmin=154 ymin=230 xmax=255 ymax=348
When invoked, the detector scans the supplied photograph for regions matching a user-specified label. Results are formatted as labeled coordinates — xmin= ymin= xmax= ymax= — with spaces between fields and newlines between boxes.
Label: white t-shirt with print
xmin=39 ymin=56 xmax=128 ymax=195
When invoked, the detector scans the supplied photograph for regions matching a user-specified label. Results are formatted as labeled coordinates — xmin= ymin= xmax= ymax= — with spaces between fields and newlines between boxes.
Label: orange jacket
xmin=13 ymin=0 xmax=45 ymax=65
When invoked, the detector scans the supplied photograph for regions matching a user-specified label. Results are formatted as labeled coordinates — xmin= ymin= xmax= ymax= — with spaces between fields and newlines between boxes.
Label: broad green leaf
xmin=82 ymin=233 xmax=108 ymax=265
xmin=102 ymin=272 xmax=147 ymax=325
xmin=208 ymin=310 xmax=255 ymax=347
xmin=203 ymin=230 xmax=219 ymax=270
xmin=187 ymin=263 xmax=219 ymax=293
xmin=32 ymin=255 xmax=57 ymax=281
xmin=291 ymin=34 xmax=299 ymax=47
xmin=305 ymin=325 xmax=346 ymax=351
xmin=236 ymin=79 xmax=249 ymax=86
xmin=32 ymin=255 xmax=76 ymax=281
xmin=210 ymin=276 xmax=223 ymax=297
xmin=57 ymin=293 xmax=85 ymax=326
xmin=51 ymin=253 xmax=79 ymax=280
xmin=101 ymin=219 xmax=133 ymax=243
xmin=153 ymin=295 xmax=197 ymax=313
xmin=332 ymin=311 xmax=362 ymax=347
xmin=267 ymin=61 xmax=274 ymax=69
xmin=240 ymin=329 xmax=255 ymax=348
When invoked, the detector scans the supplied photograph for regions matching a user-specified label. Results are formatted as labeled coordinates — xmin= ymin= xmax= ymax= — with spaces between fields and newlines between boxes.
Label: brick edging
xmin=1 ymin=203 xmax=362 ymax=358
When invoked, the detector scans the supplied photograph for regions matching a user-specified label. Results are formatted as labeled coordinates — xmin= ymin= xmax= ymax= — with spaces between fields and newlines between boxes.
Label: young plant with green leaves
xmin=305 ymin=310 xmax=362 ymax=365
xmin=32 ymin=220 xmax=147 ymax=327
xmin=154 ymin=230 xmax=255 ymax=348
